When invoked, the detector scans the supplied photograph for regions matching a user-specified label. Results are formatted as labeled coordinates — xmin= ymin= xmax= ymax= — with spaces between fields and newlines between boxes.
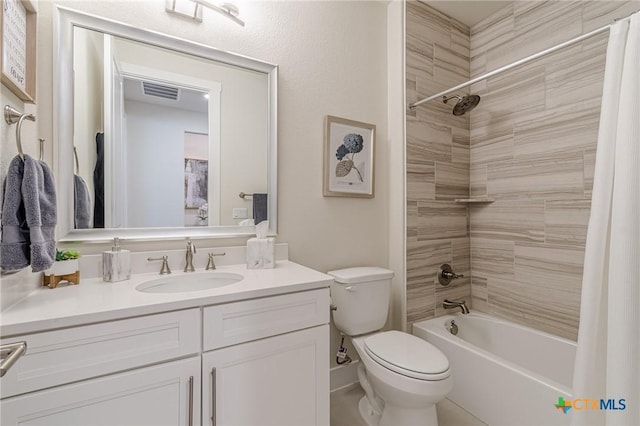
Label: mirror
xmin=55 ymin=7 xmax=277 ymax=242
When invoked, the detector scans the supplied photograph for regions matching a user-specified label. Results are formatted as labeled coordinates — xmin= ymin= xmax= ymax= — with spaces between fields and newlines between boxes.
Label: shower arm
xmin=442 ymin=95 xmax=462 ymax=104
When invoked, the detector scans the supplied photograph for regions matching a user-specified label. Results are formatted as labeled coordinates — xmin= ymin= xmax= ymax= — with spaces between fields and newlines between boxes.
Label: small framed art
xmin=1 ymin=0 xmax=37 ymax=102
xmin=184 ymin=158 xmax=208 ymax=209
xmin=323 ymin=115 xmax=375 ymax=198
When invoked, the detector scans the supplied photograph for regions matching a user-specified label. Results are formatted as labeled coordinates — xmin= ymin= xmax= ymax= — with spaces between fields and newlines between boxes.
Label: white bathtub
xmin=413 ymin=312 xmax=576 ymax=426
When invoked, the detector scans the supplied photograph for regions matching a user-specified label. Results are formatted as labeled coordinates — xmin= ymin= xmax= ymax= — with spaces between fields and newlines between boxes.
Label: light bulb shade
xmin=165 ymin=0 xmax=203 ymax=22
xmin=191 ymin=0 xmax=245 ymax=26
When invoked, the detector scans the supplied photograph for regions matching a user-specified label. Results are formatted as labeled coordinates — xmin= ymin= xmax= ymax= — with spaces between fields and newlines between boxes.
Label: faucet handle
xmin=187 ymin=239 xmax=196 ymax=253
xmin=148 ymin=256 xmax=171 ymax=275
xmin=206 ymin=252 xmax=226 ymax=270
xmin=438 ymin=263 xmax=463 ymax=286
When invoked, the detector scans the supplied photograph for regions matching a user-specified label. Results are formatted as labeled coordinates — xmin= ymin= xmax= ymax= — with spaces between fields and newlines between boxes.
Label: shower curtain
xmin=571 ymin=11 xmax=639 ymax=426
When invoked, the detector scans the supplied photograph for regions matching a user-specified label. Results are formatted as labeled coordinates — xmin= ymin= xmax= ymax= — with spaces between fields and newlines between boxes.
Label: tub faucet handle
xmin=438 ymin=263 xmax=464 ymax=285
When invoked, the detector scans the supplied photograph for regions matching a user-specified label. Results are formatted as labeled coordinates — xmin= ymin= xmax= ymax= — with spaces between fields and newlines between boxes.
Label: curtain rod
xmin=408 ymin=13 xmax=634 ymax=110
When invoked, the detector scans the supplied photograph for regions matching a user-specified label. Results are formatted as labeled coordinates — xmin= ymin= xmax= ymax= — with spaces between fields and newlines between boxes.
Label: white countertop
xmin=0 ymin=261 xmax=332 ymax=337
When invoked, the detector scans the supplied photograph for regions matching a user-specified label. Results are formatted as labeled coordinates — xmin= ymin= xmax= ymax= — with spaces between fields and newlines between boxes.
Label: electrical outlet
xmin=232 ymin=208 xmax=248 ymax=219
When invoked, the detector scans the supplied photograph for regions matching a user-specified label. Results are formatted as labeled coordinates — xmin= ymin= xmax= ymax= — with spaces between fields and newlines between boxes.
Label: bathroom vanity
xmin=0 ymin=260 xmax=331 ymax=425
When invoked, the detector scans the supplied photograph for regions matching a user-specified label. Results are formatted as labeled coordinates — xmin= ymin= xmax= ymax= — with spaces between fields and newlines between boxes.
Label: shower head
xmin=442 ymin=94 xmax=481 ymax=116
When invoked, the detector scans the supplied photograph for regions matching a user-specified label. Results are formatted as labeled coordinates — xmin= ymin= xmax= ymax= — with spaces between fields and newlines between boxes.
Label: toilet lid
xmin=364 ymin=331 xmax=450 ymax=381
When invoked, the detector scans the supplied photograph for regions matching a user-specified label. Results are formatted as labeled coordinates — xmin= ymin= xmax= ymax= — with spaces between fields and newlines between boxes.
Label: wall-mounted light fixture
xmin=165 ymin=0 xmax=245 ymax=27
xmin=193 ymin=0 xmax=245 ymax=26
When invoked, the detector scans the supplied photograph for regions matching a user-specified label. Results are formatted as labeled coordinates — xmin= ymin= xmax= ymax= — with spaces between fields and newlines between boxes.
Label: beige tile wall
xmin=406 ymin=1 xmax=471 ymax=328
xmin=468 ymin=0 xmax=640 ymax=339
xmin=406 ymin=0 xmax=640 ymax=338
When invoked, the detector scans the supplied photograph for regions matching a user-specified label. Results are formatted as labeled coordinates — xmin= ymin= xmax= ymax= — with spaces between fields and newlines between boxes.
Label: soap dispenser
xmin=103 ymin=237 xmax=131 ymax=282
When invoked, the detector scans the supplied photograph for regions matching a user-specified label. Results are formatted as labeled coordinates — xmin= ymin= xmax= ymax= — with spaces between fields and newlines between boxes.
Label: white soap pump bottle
xmin=103 ymin=237 xmax=131 ymax=282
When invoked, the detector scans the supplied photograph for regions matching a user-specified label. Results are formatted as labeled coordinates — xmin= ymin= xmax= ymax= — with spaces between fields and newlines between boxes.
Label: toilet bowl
xmin=352 ymin=331 xmax=453 ymax=426
xmin=328 ymin=267 xmax=453 ymax=426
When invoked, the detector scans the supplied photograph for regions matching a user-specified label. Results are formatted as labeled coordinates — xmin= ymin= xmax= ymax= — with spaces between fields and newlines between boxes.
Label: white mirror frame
xmin=54 ymin=6 xmax=277 ymax=242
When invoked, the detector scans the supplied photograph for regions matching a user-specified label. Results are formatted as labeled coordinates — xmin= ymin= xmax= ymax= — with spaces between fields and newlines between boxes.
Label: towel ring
xmin=39 ymin=138 xmax=45 ymax=161
xmin=73 ymin=146 xmax=80 ymax=174
xmin=4 ymin=105 xmax=36 ymax=161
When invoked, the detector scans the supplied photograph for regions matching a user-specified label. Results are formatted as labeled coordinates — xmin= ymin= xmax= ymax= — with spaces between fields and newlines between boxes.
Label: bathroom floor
xmin=330 ymin=384 xmax=486 ymax=426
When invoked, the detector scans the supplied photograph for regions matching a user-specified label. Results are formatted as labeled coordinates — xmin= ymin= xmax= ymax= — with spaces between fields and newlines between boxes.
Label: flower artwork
xmin=335 ymin=133 xmax=365 ymax=182
xmin=324 ymin=115 xmax=376 ymax=198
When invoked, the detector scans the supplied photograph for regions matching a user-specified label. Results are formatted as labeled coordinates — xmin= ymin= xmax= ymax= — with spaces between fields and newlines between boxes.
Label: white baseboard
xmin=330 ymin=360 xmax=360 ymax=392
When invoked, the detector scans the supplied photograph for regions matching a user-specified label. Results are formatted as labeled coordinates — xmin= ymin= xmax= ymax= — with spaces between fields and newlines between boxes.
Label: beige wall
xmin=1 ymin=0 xmax=392 ymax=367
xmin=405 ymin=1 xmax=472 ymax=329
xmin=468 ymin=0 xmax=640 ymax=340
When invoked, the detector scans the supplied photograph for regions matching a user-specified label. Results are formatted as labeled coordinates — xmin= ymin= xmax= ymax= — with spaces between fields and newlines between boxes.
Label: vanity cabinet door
xmin=1 ymin=357 xmax=201 ymax=426
xmin=202 ymin=325 xmax=329 ymax=426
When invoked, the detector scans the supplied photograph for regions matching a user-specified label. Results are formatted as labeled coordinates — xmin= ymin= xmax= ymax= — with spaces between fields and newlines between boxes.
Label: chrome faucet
xmin=185 ymin=239 xmax=196 ymax=272
xmin=443 ymin=299 xmax=470 ymax=314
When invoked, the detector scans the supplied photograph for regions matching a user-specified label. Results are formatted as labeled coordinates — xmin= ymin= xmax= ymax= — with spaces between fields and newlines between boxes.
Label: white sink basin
xmin=135 ymin=272 xmax=243 ymax=294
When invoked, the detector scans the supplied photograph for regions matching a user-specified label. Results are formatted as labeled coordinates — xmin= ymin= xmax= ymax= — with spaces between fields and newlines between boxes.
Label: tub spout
xmin=443 ymin=299 xmax=470 ymax=314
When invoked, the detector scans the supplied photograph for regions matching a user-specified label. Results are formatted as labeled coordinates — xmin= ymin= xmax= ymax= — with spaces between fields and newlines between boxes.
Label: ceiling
xmin=423 ymin=0 xmax=511 ymax=27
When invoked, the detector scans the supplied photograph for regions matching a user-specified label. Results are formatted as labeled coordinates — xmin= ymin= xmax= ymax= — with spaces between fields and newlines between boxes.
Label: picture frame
xmin=323 ymin=115 xmax=375 ymax=198
xmin=184 ymin=158 xmax=208 ymax=209
xmin=1 ymin=0 xmax=37 ymax=102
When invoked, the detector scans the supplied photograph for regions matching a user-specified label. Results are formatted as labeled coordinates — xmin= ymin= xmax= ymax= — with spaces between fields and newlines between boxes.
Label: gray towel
xmin=74 ymin=174 xmax=91 ymax=229
xmin=22 ymin=155 xmax=57 ymax=272
xmin=252 ymin=193 xmax=268 ymax=225
xmin=0 ymin=156 xmax=30 ymax=270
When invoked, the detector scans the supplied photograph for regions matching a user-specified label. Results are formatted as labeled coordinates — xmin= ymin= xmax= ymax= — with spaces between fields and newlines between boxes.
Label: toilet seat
xmin=364 ymin=331 xmax=450 ymax=381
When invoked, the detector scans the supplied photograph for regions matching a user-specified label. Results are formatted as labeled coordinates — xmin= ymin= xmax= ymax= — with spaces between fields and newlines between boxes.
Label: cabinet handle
xmin=188 ymin=376 xmax=194 ymax=426
xmin=0 ymin=342 xmax=27 ymax=378
xmin=211 ymin=367 xmax=217 ymax=426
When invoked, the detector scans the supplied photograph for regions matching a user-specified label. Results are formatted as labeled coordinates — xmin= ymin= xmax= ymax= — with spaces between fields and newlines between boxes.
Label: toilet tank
xmin=328 ymin=267 xmax=395 ymax=336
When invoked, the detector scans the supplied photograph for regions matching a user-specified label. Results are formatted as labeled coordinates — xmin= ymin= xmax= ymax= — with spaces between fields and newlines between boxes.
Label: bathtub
xmin=413 ymin=312 xmax=576 ymax=426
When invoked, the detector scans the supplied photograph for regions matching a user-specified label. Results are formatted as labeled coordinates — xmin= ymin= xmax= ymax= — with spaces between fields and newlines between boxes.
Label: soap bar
xmin=103 ymin=250 xmax=131 ymax=282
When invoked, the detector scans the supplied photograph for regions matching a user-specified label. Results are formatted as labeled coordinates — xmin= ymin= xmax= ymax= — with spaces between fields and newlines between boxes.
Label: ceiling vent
xmin=142 ymin=81 xmax=180 ymax=101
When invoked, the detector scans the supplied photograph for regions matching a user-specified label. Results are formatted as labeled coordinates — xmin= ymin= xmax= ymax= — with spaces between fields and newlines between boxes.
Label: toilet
xmin=328 ymin=267 xmax=453 ymax=426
